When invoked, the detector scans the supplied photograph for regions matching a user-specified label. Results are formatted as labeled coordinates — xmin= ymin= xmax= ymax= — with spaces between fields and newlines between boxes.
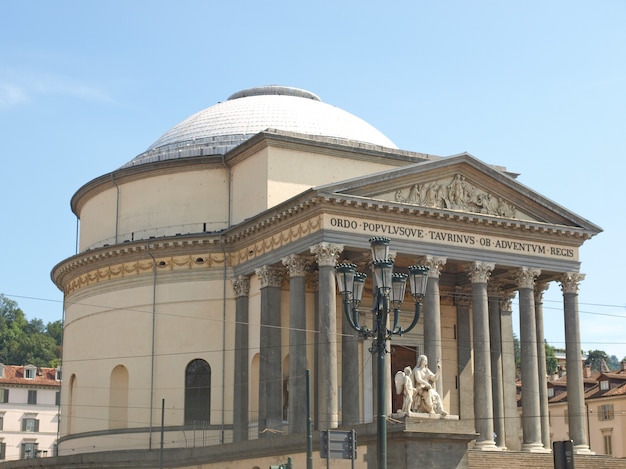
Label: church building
xmin=51 ymin=86 xmax=601 ymax=468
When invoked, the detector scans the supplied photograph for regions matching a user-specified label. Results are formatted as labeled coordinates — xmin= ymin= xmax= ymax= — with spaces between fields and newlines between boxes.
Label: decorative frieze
xmin=394 ymin=173 xmax=517 ymax=218
xmin=62 ymin=253 xmax=226 ymax=296
xmin=234 ymin=216 xmax=322 ymax=265
xmin=559 ymin=272 xmax=586 ymax=294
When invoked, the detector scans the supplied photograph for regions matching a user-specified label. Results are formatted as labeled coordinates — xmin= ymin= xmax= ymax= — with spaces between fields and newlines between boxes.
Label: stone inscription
xmin=326 ymin=215 xmax=577 ymax=260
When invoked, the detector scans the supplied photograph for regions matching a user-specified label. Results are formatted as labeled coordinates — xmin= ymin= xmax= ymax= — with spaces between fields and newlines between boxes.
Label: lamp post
xmin=336 ymin=237 xmax=429 ymax=469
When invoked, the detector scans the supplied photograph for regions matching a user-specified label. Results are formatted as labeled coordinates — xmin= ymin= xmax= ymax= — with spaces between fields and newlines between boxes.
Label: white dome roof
xmin=123 ymin=86 xmax=397 ymax=168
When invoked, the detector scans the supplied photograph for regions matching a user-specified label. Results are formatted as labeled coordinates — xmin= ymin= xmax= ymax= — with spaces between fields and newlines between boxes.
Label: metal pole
xmin=376 ymin=336 xmax=387 ymax=469
xmin=306 ymin=369 xmax=313 ymax=469
xmin=160 ymin=398 xmax=164 ymax=469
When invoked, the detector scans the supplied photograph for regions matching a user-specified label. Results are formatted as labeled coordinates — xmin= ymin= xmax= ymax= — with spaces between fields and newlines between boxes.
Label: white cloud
xmin=0 ymin=68 xmax=117 ymax=108
xmin=0 ymin=83 xmax=29 ymax=107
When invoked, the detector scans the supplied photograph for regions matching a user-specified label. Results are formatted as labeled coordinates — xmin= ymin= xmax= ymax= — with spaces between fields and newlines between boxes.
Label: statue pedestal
xmin=349 ymin=415 xmax=477 ymax=468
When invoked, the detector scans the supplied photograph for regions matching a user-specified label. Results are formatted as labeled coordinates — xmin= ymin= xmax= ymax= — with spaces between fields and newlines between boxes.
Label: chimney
xmin=621 ymin=360 xmax=626 ymax=373
xmin=583 ymin=364 xmax=592 ymax=378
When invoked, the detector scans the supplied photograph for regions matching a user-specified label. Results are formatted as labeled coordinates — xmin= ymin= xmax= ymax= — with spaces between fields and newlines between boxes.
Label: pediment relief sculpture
xmin=393 ymin=173 xmax=517 ymax=219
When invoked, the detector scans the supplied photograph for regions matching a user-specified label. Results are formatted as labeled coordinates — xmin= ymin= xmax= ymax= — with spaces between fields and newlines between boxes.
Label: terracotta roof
xmin=0 ymin=365 xmax=60 ymax=388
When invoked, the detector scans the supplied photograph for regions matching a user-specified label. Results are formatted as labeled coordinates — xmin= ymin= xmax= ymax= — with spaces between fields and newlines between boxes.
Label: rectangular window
xmin=0 ymin=442 xmax=5 ymax=460
xmin=21 ymin=442 xmax=38 ymax=459
xmin=24 ymin=368 xmax=35 ymax=379
xmin=600 ymin=380 xmax=609 ymax=391
xmin=27 ymin=390 xmax=37 ymax=405
xmin=22 ymin=418 xmax=39 ymax=432
xmin=55 ymin=391 xmax=60 ymax=406
xmin=604 ymin=434 xmax=612 ymax=455
xmin=0 ymin=389 xmax=8 ymax=404
xmin=0 ymin=416 xmax=3 ymax=430
xmin=598 ymin=404 xmax=614 ymax=421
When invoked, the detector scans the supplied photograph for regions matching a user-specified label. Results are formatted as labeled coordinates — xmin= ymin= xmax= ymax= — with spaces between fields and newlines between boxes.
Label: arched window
xmin=185 ymin=359 xmax=211 ymax=425
xmin=109 ymin=365 xmax=129 ymax=429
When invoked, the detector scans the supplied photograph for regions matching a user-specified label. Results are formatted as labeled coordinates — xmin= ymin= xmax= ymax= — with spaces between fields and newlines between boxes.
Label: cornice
xmin=54 ymin=187 xmax=594 ymax=297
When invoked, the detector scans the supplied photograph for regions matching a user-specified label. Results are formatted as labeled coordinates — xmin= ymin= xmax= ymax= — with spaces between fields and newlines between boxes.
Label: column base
xmin=475 ymin=440 xmax=500 ymax=451
xmin=573 ymin=444 xmax=595 ymax=455
xmin=521 ymin=442 xmax=550 ymax=453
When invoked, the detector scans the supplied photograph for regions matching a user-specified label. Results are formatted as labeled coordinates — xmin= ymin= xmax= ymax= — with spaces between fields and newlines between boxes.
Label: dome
xmin=122 ymin=86 xmax=397 ymax=168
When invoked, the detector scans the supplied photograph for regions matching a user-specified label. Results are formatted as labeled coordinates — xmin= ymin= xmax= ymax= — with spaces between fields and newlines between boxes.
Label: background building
xmin=0 ymin=365 xmax=60 ymax=461
xmin=549 ymin=360 xmax=626 ymax=457
xmin=50 ymin=86 xmax=603 ymax=467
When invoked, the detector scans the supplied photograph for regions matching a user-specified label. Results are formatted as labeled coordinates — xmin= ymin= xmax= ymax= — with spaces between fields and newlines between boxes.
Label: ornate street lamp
xmin=336 ymin=237 xmax=429 ymax=469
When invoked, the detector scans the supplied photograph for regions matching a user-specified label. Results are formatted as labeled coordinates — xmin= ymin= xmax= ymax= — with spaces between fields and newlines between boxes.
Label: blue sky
xmin=1 ymin=1 xmax=625 ymax=359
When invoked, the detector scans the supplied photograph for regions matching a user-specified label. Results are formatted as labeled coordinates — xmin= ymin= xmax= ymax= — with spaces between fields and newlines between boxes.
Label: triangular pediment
xmin=314 ymin=153 xmax=601 ymax=232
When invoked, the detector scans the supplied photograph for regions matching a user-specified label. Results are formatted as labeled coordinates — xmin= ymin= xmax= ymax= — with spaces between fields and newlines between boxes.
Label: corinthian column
xmin=488 ymin=283 xmax=506 ymax=448
xmin=467 ymin=261 xmax=497 ymax=450
xmin=516 ymin=266 xmax=546 ymax=452
xmin=310 ymin=242 xmax=343 ymax=430
xmin=500 ymin=292 xmax=521 ymax=450
xmin=232 ymin=275 xmax=250 ymax=442
xmin=420 ymin=255 xmax=447 ymax=394
xmin=560 ymin=272 xmax=591 ymax=454
xmin=534 ymin=283 xmax=550 ymax=450
xmin=282 ymin=254 xmax=308 ymax=434
xmin=255 ymin=265 xmax=284 ymax=437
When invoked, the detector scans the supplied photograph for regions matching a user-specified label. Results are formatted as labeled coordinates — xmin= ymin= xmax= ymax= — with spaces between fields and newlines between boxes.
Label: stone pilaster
xmin=310 ymin=242 xmax=343 ymax=430
xmin=467 ymin=261 xmax=497 ymax=450
xmin=255 ymin=265 xmax=284 ymax=437
xmin=516 ymin=267 xmax=546 ymax=452
xmin=282 ymin=254 xmax=308 ymax=434
xmin=419 ymin=255 xmax=447 ymax=394
xmin=560 ymin=272 xmax=591 ymax=454
xmin=232 ymin=275 xmax=250 ymax=442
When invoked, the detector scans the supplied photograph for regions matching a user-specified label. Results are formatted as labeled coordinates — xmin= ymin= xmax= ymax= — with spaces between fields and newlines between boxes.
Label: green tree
xmin=0 ymin=295 xmax=62 ymax=367
xmin=585 ymin=349 xmax=609 ymax=372
xmin=545 ymin=341 xmax=558 ymax=375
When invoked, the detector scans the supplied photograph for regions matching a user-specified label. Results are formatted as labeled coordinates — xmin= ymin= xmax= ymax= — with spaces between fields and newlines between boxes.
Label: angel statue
xmin=412 ymin=354 xmax=447 ymax=416
xmin=394 ymin=366 xmax=415 ymax=415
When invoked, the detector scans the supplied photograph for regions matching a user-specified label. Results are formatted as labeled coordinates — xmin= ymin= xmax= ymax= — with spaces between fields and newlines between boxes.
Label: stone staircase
xmin=467 ymin=450 xmax=626 ymax=469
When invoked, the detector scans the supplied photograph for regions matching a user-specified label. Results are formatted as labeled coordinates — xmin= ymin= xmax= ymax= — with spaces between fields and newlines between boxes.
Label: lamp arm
xmin=391 ymin=307 xmax=401 ymax=335
xmin=399 ymin=300 xmax=423 ymax=335
xmin=342 ymin=294 xmax=361 ymax=333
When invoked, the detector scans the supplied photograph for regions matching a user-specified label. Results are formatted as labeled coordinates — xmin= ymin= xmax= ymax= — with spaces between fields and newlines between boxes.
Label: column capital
xmin=499 ymin=292 xmax=516 ymax=313
xmin=488 ymin=281 xmax=503 ymax=297
xmin=515 ymin=266 xmax=541 ymax=289
xmin=466 ymin=261 xmax=495 ymax=284
xmin=534 ymin=282 xmax=550 ymax=303
xmin=309 ymin=242 xmax=344 ymax=267
xmin=282 ymin=254 xmax=308 ymax=278
xmin=559 ymin=272 xmax=586 ymax=294
xmin=417 ymin=255 xmax=447 ymax=278
xmin=231 ymin=275 xmax=250 ymax=298
xmin=255 ymin=265 xmax=284 ymax=288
